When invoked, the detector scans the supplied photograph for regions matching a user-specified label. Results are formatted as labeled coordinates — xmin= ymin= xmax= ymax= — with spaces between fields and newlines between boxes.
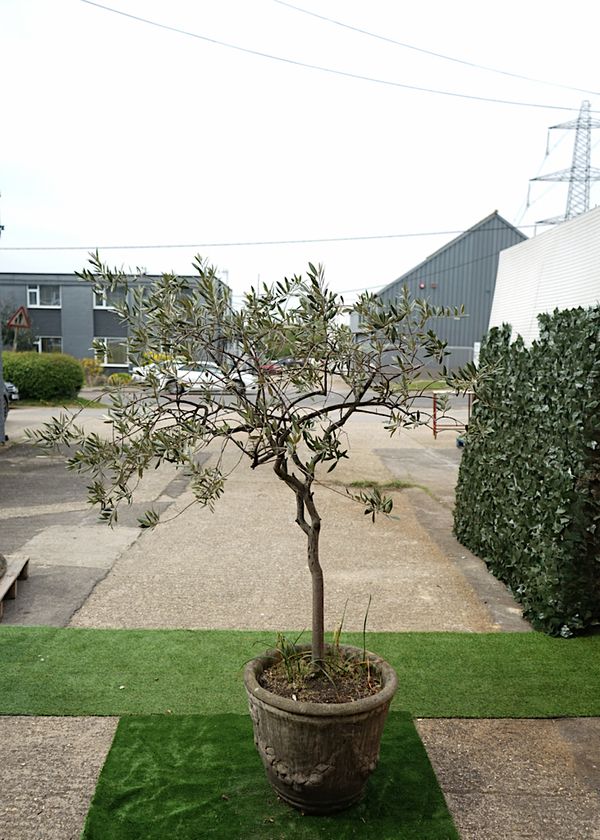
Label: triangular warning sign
xmin=7 ymin=306 xmax=31 ymax=329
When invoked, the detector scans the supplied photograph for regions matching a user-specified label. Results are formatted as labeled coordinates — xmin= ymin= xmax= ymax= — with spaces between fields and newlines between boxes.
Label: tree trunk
xmin=307 ymin=515 xmax=325 ymax=662
xmin=273 ymin=458 xmax=325 ymax=663
xmin=304 ymin=488 xmax=324 ymax=662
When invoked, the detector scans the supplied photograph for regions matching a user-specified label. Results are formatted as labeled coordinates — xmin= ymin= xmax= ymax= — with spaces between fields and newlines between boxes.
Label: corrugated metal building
xmin=489 ymin=206 xmax=600 ymax=344
xmin=367 ymin=211 xmax=527 ymax=368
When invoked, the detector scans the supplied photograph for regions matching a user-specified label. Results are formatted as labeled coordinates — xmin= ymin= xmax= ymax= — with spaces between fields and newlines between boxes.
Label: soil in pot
xmin=259 ymin=656 xmax=383 ymax=703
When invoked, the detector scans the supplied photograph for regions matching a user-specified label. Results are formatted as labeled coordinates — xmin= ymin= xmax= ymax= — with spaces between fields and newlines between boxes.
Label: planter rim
xmin=244 ymin=643 xmax=398 ymax=718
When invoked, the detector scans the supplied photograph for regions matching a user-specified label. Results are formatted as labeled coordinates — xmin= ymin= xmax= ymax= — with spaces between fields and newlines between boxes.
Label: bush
xmin=80 ymin=356 xmax=105 ymax=386
xmin=454 ymin=309 xmax=600 ymax=636
xmin=3 ymin=351 xmax=84 ymax=400
xmin=107 ymin=372 xmax=132 ymax=386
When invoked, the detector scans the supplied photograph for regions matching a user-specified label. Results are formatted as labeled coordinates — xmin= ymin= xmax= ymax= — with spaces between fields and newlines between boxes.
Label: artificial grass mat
xmin=2 ymin=626 xmax=600 ymax=717
xmin=81 ymin=712 xmax=459 ymax=840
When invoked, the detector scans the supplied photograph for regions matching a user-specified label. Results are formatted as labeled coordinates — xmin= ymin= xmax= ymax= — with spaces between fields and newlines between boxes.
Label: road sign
xmin=6 ymin=306 xmax=31 ymax=329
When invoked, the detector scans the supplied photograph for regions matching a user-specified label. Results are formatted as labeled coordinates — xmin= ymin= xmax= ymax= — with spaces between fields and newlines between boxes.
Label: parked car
xmin=171 ymin=362 xmax=258 ymax=395
xmin=4 ymin=381 xmax=19 ymax=402
xmin=131 ymin=359 xmax=256 ymax=395
xmin=259 ymin=358 xmax=303 ymax=375
xmin=260 ymin=359 xmax=283 ymax=375
xmin=2 ymin=382 xmax=19 ymax=419
xmin=2 ymin=381 xmax=19 ymax=419
xmin=260 ymin=356 xmax=305 ymax=376
xmin=277 ymin=357 xmax=302 ymax=369
xmin=129 ymin=362 xmax=169 ymax=383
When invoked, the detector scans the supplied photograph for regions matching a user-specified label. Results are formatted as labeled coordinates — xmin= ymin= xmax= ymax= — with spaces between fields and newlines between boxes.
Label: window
xmin=94 ymin=289 xmax=126 ymax=309
xmin=94 ymin=337 xmax=128 ymax=367
xmin=27 ymin=284 xmax=61 ymax=307
xmin=34 ymin=336 xmax=63 ymax=353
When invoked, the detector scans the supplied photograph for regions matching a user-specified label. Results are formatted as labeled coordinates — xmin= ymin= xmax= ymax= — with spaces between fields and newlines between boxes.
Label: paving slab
xmin=0 ymin=563 xmax=108 ymax=626
xmin=16 ymin=525 xmax=139 ymax=569
xmin=0 ymin=716 xmax=118 ymax=840
xmin=416 ymin=718 xmax=600 ymax=840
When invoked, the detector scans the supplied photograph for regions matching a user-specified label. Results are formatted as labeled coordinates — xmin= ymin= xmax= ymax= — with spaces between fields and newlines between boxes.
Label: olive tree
xmin=32 ymin=254 xmax=465 ymax=663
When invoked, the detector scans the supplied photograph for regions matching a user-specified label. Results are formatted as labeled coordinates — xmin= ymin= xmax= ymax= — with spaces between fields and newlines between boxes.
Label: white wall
xmin=489 ymin=206 xmax=600 ymax=344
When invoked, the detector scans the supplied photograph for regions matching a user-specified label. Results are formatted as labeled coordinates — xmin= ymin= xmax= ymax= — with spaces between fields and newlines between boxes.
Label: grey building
xmin=0 ymin=271 xmax=231 ymax=374
xmin=363 ymin=211 xmax=527 ymax=369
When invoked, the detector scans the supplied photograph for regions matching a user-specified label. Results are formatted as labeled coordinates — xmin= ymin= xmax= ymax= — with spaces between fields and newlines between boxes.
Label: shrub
xmin=80 ymin=356 xmax=104 ymax=386
xmin=107 ymin=372 xmax=132 ymax=386
xmin=454 ymin=309 xmax=600 ymax=636
xmin=3 ymin=351 xmax=84 ymax=400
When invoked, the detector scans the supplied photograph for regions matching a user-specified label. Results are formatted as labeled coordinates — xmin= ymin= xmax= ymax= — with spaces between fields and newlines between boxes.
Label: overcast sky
xmin=1 ymin=0 xmax=599 ymax=304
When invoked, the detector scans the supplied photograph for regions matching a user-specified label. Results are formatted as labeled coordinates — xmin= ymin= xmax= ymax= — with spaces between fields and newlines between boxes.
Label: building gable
xmin=375 ymin=211 xmax=527 ymax=367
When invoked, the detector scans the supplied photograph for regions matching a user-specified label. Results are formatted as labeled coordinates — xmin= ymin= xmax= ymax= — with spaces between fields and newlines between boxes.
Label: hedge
xmin=454 ymin=308 xmax=600 ymax=636
xmin=3 ymin=351 xmax=84 ymax=400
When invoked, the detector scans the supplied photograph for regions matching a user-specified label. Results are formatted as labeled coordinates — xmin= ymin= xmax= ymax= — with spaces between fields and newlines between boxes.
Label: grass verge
xmin=342 ymin=479 xmax=435 ymax=499
xmin=1 ymin=627 xmax=599 ymax=718
xmin=406 ymin=379 xmax=447 ymax=391
xmin=81 ymin=712 xmax=458 ymax=840
xmin=15 ymin=397 xmax=104 ymax=408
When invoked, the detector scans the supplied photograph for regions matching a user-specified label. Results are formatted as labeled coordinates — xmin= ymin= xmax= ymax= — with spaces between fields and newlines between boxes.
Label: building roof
xmin=377 ymin=211 xmax=526 ymax=296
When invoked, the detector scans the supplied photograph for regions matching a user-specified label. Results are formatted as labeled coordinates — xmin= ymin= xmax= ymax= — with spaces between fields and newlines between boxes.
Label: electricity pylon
xmin=531 ymin=100 xmax=600 ymax=225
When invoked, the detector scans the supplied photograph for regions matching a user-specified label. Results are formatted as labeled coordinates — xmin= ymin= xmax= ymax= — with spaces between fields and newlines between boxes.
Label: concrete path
xmin=1 ymin=398 xmax=599 ymax=840
xmin=70 ymin=427 xmax=497 ymax=633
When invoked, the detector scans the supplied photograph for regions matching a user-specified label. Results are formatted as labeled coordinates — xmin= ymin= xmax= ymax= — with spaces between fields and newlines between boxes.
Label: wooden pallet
xmin=0 ymin=555 xmax=30 ymax=620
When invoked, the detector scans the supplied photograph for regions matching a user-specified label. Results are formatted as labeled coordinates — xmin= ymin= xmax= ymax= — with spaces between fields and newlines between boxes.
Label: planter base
xmin=274 ymin=783 xmax=365 ymax=815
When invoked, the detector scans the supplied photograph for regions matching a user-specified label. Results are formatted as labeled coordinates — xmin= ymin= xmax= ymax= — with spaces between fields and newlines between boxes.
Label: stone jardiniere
xmin=244 ymin=644 xmax=398 ymax=814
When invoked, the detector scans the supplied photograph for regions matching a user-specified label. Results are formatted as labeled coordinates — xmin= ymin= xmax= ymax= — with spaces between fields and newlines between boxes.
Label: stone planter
xmin=244 ymin=643 xmax=398 ymax=814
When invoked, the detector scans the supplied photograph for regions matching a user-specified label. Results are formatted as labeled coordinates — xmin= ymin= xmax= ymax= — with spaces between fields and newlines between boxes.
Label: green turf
xmin=1 ymin=626 xmax=600 ymax=718
xmin=81 ymin=712 xmax=458 ymax=840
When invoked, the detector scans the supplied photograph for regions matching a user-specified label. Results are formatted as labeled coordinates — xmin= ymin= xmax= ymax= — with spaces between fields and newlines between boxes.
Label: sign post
xmin=6 ymin=306 xmax=32 ymax=351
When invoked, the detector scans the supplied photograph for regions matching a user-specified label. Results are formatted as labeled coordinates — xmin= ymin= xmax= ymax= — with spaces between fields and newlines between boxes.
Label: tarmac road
xmin=0 ymin=402 xmax=189 ymax=626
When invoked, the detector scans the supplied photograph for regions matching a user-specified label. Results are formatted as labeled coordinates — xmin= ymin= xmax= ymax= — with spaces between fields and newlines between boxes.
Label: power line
xmin=79 ymin=0 xmax=590 ymax=114
xmin=340 ymin=245 xmax=535 ymax=294
xmin=380 ymin=248 xmax=519 ymax=287
xmin=0 ymin=225 xmax=536 ymax=252
xmin=514 ymin=132 xmax=570 ymax=224
xmin=344 ymin=233 xmax=599 ymax=295
xmin=273 ymin=0 xmax=600 ymax=97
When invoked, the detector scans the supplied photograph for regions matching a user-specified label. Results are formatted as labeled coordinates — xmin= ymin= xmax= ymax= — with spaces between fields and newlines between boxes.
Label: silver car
xmin=167 ymin=362 xmax=256 ymax=395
